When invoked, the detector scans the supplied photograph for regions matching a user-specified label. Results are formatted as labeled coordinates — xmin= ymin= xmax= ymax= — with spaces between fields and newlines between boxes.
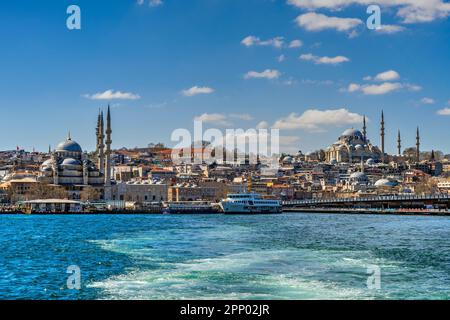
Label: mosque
xmin=325 ymin=112 xmax=385 ymax=164
xmin=38 ymin=107 xmax=113 ymax=200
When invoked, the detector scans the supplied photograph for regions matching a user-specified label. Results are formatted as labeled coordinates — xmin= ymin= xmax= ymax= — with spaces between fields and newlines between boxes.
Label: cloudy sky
xmin=0 ymin=0 xmax=449 ymax=154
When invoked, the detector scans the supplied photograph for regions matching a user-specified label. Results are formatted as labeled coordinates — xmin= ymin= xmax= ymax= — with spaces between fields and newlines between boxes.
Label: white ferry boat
xmin=220 ymin=193 xmax=282 ymax=214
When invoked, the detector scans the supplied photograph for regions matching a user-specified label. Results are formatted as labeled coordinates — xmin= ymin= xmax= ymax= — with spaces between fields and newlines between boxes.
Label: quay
xmin=283 ymin=207 xmax=450 ymax=216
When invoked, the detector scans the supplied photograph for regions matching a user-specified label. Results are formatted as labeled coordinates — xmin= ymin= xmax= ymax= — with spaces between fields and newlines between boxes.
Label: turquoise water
xmin=0 ymin=213 xmax=449 ymax=300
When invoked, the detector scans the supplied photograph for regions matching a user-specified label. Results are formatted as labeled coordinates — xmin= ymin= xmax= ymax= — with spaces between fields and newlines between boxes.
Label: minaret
xmin=362 ymin=115 xmax=367 ymax=143
xmin=97 ymin=111 xmax=105 ymax=174
xmin=380 ymin=110 xmax=385 ymax=162
xmin=431 ymin=150 xmax=435 ymax=161
xmin=104 ymin=105 xmax=112 ymax=199
xmin=416 ymin=126 xmax=420 ymax=162
xmin=397 ymin=130 xmax=401 ymax=156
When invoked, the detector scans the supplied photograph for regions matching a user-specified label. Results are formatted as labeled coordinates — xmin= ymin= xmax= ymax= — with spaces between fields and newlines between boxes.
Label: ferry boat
xmin=220 ymin=193 xmax=282 ymax=214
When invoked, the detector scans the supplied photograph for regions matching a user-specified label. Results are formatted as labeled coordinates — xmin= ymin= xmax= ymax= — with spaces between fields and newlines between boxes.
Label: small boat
xmin=220 ymin=193 xmax=282 ymax=214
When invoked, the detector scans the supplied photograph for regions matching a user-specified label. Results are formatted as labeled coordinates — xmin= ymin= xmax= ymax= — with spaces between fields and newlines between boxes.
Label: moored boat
xmin=220 ymin=193 xmax=282 ymax=214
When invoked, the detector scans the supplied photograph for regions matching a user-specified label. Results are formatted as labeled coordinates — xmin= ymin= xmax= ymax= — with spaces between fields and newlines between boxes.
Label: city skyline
xmin=0 ymin=0 xmax=449 ymax=154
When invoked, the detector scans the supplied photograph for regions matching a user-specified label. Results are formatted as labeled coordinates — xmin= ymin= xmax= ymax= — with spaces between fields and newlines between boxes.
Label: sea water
xmin=0 ymin=213 xmax=449 ymax=300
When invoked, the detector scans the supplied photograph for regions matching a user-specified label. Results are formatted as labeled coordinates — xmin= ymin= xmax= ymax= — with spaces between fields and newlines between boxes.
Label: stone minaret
xmin=380 ymin=110 xmax=385 ymax=162
xmin=397 ymin=130 xmax=401 ymax=156
xmin=104 ymin=105 xmax=112 ymax=199
xmin=362 ymin=115 xmax=367 ymax=143
xmin=416 ymin=127 xmax=420 ymax=162
xmin=96 ymin=111 xmax=105 ymax=174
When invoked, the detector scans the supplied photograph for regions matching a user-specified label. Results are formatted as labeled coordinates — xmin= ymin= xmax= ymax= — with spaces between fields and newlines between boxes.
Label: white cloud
xmin=347 ymin=83 xmax=361 ymax=92
xmin=295 ymin=12 xmax=362 ymax=33
xmin=301 ymin=79 xmax=334 ymax=86
xmin=362 ymin=82 xmax=403 ymax=95
xmin=404 ymin=83 xmax=422 ymax=91
xmin=278 ymin=54 xmax=286 ymax=62
xmin=437 ymin=108 xmax=450 ymax=116
xmin=241 ymin=36 xmax=284 ymax=48
xmin=287 ymin=0 xmax=450 ymax=24
xmin=194 ymin=113 xmax=230 ymax=126
xmin=273 ymin=108 xmax=364 ymax=132
xmin=182 ymin=86 xmax=215 ymax=97
xmin=84 ymin=89 xmax=141 ymax=100
xmin=300 ymin=53 xmax=350 ymax=65
xmin=137 ymin=0 xmax=163 ymax=7
xmin=421 ymin=97 xmax=435 ymax=104
xmin=193 ymin=113 xmax=254 ymax=126
xmin=366 ymin=83 xmax=402 ymax=95
xmin=346 ymin=81 xmax=421 ymax=95
xmin=229 ymin=113 xmax=254 ymax=121
xmin=256 ymin=121 xmax=269 ymax=129
xmin=374 ymin=70 xmax=401 ymax=81
xmin=375 ymin=24 xmax=406 ymax=34
xmin=244 ymin=69 xmax=281 ymax=79
xmin=284 ymin=77 xmax=297 ymax=86
xmin=348 ymin=71 xmax=421 ymax=94
xmin=289 ymin=39 xmax=303 ymax=48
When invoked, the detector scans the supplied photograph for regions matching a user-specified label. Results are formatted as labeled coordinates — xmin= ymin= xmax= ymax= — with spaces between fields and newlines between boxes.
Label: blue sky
xmin=0 ymin=0 xmax=449 ymax=154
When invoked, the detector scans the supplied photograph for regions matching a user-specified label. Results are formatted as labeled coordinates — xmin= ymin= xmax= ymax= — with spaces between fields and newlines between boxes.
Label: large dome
xmin=341 ymin=128 xmax=363 ymax=138
xmin=56 ymin=138 xmax=82 ymax=153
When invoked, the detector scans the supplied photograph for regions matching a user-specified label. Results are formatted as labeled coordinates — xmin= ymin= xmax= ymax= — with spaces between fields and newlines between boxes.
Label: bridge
xmin=283 ymin=194 xmax=450 ymax=209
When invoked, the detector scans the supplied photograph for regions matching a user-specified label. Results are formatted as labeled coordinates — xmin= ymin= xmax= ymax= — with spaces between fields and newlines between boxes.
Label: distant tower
xmin=362 ymin=115 xmax=367 ymax=143
xmin=416 ymin=127 xmax=420 ymax=162
xmin=431 ymin=149 xmax=435 ymax=161
xmin=397 ymin=130 xmax=401 ymax=156
xmin=380 ymin=110 xmax=385 ymax=162
xmin=104 ymin=105 xmax=112 ymax=199
xmin=96 ymin=110 xmax=105 ymax=174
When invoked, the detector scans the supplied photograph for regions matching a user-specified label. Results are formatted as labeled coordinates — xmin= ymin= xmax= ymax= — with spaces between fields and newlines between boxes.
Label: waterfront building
xmin=0 ymin=177 xmax=37 ymax=202
xmin=112 ymin=181 xmax=168 ymax=202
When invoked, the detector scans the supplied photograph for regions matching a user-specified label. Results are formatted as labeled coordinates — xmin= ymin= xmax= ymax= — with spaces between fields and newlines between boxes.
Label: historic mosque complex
xmin=324 ymin=111 xmax=420 ymax=164
xmin=38 ymin=107 xmax=113 ymax=200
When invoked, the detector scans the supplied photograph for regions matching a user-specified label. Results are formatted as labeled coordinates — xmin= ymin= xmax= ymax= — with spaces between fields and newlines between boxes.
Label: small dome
xmin=56 ymin=138 xmax=82 ymax=153
xmin=355 ymin=144 xmax=363 ymax=150
xmin=42 ymin=159 xmax=55 ymax=166
xmin=375 ymin=178 xmax=398 ymax=188
xmin=366 ymin=158 xmax=375 ymax=165
xmin=61 ymin=158 xmax=81 ymax=166
xmin=350 ymin=172 xmax=368 ymax=180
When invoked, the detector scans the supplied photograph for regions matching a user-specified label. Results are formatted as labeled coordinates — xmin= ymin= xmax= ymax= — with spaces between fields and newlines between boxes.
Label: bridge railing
xmin=283 ymin=194 xmax=450 ymax=206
